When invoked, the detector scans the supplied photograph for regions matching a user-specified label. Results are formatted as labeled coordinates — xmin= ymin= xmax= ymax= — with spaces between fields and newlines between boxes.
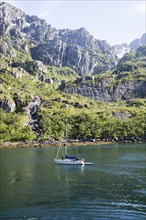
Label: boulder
xmin=113 ymin=111 xmax=132 ymax=119
xmin=10 ymin=70 xmax=22 ymax=79
xmin=0 ymin=98 xmax=16 ymax=112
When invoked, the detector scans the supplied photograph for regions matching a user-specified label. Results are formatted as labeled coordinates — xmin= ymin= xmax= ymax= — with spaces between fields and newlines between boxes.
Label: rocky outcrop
xmin=0 ymin=98 xmax=16 ymax=112
xmin=130 ymin=33 xmax=146 ymax=51
xmin=10 ymin=67 xmax=23 ymax=79
xmin=61 ymin=79 xmax=146 ymax=102
xmin=1 ymin=2 xmax=145 ymax=76
xmin=0 ymin=2 xmax=25 ymax=36
xmin=0 ymin=41 xmax=16 ymax=58
xmin=113 ymin=81 xmax=146 ymax=100
xmin=30 ymin=38 xmax=115 ymax=75
xmin=0 ymin=1 xmax=57 ymax=51
xmin=0 ymin=1 xmax=146 ymax=103
xmin=11 ymin=60 xmax=54 ymax=83
xmin=26 ymin=97 xmax=42 ymax=138
xmin=113 ymin=111 xmax=132 ymax=119
xmin=0 ymin=2 xmax=116 ymax=76
xmin=23 ymin=60 xmax=47 ymax=76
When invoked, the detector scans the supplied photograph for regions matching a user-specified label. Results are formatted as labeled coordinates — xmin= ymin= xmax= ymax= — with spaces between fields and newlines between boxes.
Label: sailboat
xmin=54 ymin=120 xmax=93 ymax=165
xmin=54 ymin=143 xmax=93 ymax=165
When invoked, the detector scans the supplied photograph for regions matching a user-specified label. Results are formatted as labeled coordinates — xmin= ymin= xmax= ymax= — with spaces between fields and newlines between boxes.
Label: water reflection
xmin=0 ymin=143 xmax=146 ymax=220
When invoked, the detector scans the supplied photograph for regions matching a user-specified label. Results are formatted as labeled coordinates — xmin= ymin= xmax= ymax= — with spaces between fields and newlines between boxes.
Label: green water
xmin=0 ymin=143 xmax=146 ymax=219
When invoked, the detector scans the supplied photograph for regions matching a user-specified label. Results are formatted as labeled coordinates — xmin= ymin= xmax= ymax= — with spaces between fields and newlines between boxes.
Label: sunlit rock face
xmin=0 ymin=1 xmax=146 ymax=104
xmin=0 ymin=2 xmax=117 ymax=76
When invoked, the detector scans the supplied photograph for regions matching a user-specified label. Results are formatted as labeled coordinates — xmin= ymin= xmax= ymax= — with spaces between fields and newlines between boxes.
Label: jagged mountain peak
xmin=129 ymin=33 xmax=146 ymax=51
xmin=112 ymin=33 xmax=146 ymax=59
xmin=0 ymin=1 xmax=25 ymax=20
xmin=0 ymin=1 xmax=117 ymax=75
xmin=112 ymin=43 xmax=130 ymax=59
xmin=140 ymin=33 xmax=146 ymax=45
xmin=0 ymin=1 xmax=145 ymax=76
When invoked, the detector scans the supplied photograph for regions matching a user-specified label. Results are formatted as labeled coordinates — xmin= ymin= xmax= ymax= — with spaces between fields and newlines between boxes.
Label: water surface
xmin=0 ymin=143 xmax=146 ymax=219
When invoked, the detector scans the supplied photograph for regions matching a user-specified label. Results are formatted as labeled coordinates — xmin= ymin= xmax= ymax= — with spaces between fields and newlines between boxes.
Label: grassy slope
xmin=0 ymin=45 xmax=146 ymax=141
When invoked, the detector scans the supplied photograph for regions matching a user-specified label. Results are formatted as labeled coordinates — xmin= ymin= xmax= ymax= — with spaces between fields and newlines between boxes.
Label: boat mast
xmin=65 ymin=119 xmax=67 ymax=155
xmin=56 ymin=143 xmax=61 ymax=159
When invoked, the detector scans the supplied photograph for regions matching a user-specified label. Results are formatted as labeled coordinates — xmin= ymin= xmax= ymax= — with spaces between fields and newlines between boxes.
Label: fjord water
xmin=0 ymin=143 xmax=146 ymax=220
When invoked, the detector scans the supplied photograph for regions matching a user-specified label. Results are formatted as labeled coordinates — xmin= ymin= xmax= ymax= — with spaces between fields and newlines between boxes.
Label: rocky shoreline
xmin=0 ymin=140 xmax=111 ymax=148
xmin=0 ymin=138 xmax=145 ymax=148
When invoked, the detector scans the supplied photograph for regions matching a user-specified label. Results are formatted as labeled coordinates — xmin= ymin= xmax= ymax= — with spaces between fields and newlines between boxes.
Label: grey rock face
xmin=58 ymin=27 xmax=112 ymax=53
xmin=0 ymin=98 xmax=16 ymax=112
xmin=10 ymin=67 xmax=24 ymax=79
xmin=140 ymin=33 xmax=146 ymax=45
xmin=63 ymin=80 xmax=146 ymax=102
xmin=113 ymin=81 xmax=146 ymax=100
xmin=0 ymin=41 xmax=16 ymax=58
xmin=130 ymin=33 xmax=146 ymax=51
xmin=130 ymin=39 xmax=142 ymax=51
xmin=10 ymin=71 xmax=22 ymax=79
xmin=31 ymin=40 xmax=115 ymax=75
xmin=0 ymin=2 xmax=25 ymax=35
xmin=58 ymin=28 xmax=95 ymax=50
xmin=26 ymin=97 xmax=42 ymax=136
xmin=113 ymin=111 xmax=132 ymax=119
xmin=0 ymin=2 xmax=145 ymax=103
xmin=0 ymin=2 xmax=116 ymax=76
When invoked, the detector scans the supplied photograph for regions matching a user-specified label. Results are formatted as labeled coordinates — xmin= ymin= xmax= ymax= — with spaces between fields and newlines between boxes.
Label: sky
xmin=4 ymin=0 xmax=146 ymax=45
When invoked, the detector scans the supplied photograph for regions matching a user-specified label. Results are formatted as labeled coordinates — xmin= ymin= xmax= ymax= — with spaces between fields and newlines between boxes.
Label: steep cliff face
xmin=61 ymin=78 xmax=146 ymax=102
xmin=60 ymin=45 xmax=146 ymax=101
xmin=1 ymin=2 xmax=145 ymax=76
xmin=29 ymin=27 xmax=116 ymax=75
xmin=0 ymin=2 xmax=55 ymax=39
xmin=0 ymin=98 xmax=16 ymax=112
xmin=30 ymin=38 xmax=115 ymax=75
xmin=130 ymin=33 xmax=146 ymax=51
xmin=0 ymin=2 xmax=116 ymax=76
xmin=0 ymin=1 xmax=146 ymax=104
xmin=0 ymin=2 xmax=146 ymax=142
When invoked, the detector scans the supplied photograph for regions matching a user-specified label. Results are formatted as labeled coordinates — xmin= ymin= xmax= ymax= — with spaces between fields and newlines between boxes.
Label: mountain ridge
xmin=0 ymin=2 xmax=146 ymax=142
xmin=1 ymin=2 xmax=145 ymax=71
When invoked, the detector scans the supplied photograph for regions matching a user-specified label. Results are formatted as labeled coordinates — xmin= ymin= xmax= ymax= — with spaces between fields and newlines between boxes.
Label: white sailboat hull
xmin=54 ymin=158 xmax=93 ymax=165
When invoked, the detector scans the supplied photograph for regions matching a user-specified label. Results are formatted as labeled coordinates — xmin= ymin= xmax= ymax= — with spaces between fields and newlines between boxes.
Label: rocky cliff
xmin=0 ymin=2 xmax=146 ymax=141
xmin=62 ymin=79 xmax=146 ymax=102
xmin=1 ymin=2 xmax=145 ymax=76
xmin=0 ymin=2 xmax=116 ymax=76
xmin=60 ymin=45 xmax=146 ymax=101
xmin=0 ymin=1 xmax=146 ymax=104
xmin=130 ymin=33 xmax=146 ymax=51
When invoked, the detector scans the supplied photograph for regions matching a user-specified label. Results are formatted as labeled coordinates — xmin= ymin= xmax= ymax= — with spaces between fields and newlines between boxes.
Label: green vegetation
xmin=0 ymin=109 xmax=35 ymax=141
xmin=0 ymin=42 xmax=146 ymax=142
xmin=39 ymin=108 xmax=146 ymax=141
